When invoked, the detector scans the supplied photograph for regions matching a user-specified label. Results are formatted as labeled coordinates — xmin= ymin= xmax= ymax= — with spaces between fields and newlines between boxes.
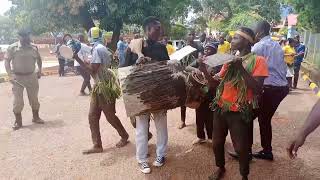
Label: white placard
xmin=59 ymin=45 xmax=74 ymax=60
xmin=169 ymin=46 xmax=197 ymax=61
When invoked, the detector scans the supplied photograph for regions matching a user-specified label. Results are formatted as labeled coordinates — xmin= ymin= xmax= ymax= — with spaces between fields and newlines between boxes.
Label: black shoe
xmin=253 ymin=150 xmax=274 ymax=161
xmin=228 ymin=150 xmax=253 ymax=161
xmin=208 ymin=167 xmax=226 ymax=180
xmin=13 ymin=113 xmax=23 ymax=130
xmin=242 ymin=176 xmax=248 ymax=180
xmin=148 ymin=132 xmax=153 ymax=141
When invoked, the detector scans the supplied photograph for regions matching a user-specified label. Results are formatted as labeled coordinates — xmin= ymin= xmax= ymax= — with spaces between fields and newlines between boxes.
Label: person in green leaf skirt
xmin=73 ymin=31 xmax=129 ymax=155
xmin=199 ymin=27 xmax=269 ymax=180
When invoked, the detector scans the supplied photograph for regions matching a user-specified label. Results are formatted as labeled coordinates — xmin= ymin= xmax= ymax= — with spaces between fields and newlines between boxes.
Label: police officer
xmin=5 ymin=29 xmax=44 ymax=130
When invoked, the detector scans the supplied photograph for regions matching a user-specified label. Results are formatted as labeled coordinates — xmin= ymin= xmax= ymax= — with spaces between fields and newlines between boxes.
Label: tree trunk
xmin=78 ymin=5 xmax=95 ymax=32
xmin=108 ymin=19 xmax=123 ymax=51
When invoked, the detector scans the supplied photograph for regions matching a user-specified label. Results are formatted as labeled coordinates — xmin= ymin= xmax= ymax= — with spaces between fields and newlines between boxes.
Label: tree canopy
xmin=285 ymin=0 xmax=320 ymax=32
xmin=8 ymin=0 xmax=190 ymax=49
xmin=0 ymin=16 xmax=17 ymax=44
xmin=189 ymin=0 xmax=281 ymax=32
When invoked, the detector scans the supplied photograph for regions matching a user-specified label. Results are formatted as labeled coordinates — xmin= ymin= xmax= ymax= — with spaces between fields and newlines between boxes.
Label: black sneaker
xmin=153 ymin=156 xmax=165 ymax=167
xmin=138 ymin=162 xmax=151 ymax=174
xmin=253 ymin=150 xmax=274 ymax=161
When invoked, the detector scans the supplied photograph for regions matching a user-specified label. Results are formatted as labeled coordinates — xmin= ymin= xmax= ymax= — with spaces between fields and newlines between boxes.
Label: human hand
xmin=37 ymin=71 xmax=42 ymax=79
xmin=136 ymin=56 xmax=151 ymax=65
xmin=8 ymin=74 xmax=15 ymax=82
xmin=199 ymin=61 xmax=207 ymax=73
xmin=287 ymin=135 xmax=306 ymax=159
xmin=72 ymin=53 xmax=79 ymax=60
xmin=84 ymin=60 xmax=90 ymax=65
xmin=231 ymin=57 xmax=243 ymax=68
xmin=192 ymin=68 xmax=202 ymax=76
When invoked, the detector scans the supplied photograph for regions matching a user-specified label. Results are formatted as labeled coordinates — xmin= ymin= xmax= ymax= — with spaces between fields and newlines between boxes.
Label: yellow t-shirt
xmin=218 ymin=41 xmax=231 ymax=54
xmin=166 ymin=44 xmax=176 ymax=55
xmin=283 ymin=45 xmax=296 ymax=65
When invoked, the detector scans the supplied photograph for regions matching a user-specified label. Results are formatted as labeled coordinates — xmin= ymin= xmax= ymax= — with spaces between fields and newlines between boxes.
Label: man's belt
xmin=13 ymin=72 xmax=35 ymax=75
xmin=264 ymin=85 xmax=288 ymax=90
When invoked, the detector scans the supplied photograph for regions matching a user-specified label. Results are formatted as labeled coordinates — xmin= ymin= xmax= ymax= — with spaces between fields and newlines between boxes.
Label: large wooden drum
xmin=118 ymin=60 xmax=209 ymax=117
xmin=118 ymin=61 xmax=188 ymax=117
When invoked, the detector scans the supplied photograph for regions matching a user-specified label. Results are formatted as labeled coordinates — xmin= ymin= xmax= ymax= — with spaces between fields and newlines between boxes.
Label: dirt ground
xmin=1 ymin=75 xmax=320 ymax=180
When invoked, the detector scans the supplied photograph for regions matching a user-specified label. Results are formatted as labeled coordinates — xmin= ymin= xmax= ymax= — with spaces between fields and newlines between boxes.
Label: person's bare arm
xmin=4 ymin=49 xmax=13 ymax=80
xmin=5 ymin=58 xmax=12 ymax=77
xmin=287 ymin=100 xmax=320 ymax=159
xmin=36 ymin=51 xmax=42 ymax=78
xmin=185 ymin=60 xmax=199 ymax=72
xmin=73 ymin=54 xmax=100 ymax=75
xmin=198 ymin=60 xmax=220 ymax=89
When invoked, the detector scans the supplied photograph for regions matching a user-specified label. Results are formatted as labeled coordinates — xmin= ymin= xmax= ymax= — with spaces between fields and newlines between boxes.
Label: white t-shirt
xmin=91 ymin=43 xmax=112 ymax=67
xmin=75 ymin=43 xmax=92 ymax=66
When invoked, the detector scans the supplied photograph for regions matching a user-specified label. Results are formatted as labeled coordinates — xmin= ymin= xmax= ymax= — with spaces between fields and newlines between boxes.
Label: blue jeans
xmin=118 ymin=53 xmax=126 ymax=67
xmin=136 ymin=111 xmax=168 ymax=163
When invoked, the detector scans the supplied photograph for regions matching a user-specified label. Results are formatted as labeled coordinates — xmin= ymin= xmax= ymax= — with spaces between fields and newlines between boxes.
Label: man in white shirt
xmin=251 ymin=21 xmax=289 ymax=161
xmin=76 ymin=34 xmax=92 ymax=96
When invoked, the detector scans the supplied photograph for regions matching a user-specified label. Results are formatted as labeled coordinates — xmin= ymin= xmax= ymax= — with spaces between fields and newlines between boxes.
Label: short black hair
xmin=168 ymin=41 xmax=173 ymax=45
xmin=288 ymin=38 xmax=295 ymax=44
xmin=239 ymin=27 xmax=255 ymax=43
xmin=257 ymin=20 xmax=271 ymax=35
xmin=143 ymin=16 xmax=160 ymax=32
xmin=63 ymin=34 xmax=73 ymax=43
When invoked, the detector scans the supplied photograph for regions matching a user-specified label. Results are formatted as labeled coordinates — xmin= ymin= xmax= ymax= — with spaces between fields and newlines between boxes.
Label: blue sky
xmin=0 ymin=0 xmax=12 ymax=15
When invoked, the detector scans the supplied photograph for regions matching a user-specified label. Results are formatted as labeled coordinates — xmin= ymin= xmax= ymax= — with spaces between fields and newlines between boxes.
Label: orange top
xmin=218 ymin=56 xmax=269 ymax=111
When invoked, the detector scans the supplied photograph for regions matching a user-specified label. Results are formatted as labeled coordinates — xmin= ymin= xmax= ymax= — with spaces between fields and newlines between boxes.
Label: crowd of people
xmin=5 ymin=15 xmax=320 ymax=180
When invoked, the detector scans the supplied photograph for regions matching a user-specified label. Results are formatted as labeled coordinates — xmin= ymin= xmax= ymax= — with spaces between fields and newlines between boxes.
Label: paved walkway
xmin=0 ymin=75 xmax=319 ymax=180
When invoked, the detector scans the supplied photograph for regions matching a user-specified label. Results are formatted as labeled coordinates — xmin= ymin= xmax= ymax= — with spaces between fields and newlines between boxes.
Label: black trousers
xmin=213 ymin=111 xmax=250 ymax=177
xmin=181 ymin=106 xmax=186 ymax=123
xmin=257 ymin=85 xmax=289 ymax=152
xmin=77 ymin=66 xmax=92 ymax=93
xmin=293 ymin=64 xmax=301 ymax=88
xmin=196 ymin=100 xmax=213 ymax=139
xmin=58 ymin=59 xmax=65 ymax=76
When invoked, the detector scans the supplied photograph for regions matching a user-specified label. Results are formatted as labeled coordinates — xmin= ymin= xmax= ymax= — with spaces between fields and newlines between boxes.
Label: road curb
xmin=302 ymin=74 xmax=320 ymax=97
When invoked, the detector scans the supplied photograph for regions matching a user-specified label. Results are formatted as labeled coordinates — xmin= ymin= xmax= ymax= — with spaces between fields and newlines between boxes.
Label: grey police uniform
xmin=6 ymin=41 xmax=41 ymax=113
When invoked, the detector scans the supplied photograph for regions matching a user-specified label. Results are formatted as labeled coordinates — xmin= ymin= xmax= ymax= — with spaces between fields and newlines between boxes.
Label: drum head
xmin=59 ymin=45 xmax=74 ymax=60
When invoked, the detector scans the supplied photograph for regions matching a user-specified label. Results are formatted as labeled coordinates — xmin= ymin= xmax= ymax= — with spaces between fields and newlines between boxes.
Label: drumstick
xmin=10 ymin=80 xmax=25 ymax=88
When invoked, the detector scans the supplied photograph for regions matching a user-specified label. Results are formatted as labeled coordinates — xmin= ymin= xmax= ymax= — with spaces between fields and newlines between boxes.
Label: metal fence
xmin=302 ymin=31 xmax=320 ymax=69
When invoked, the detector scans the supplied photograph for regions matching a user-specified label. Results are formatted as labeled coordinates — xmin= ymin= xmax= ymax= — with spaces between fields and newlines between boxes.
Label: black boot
xmin=32 ymin=110 xmax=44 ymax=124
xmin=13 ymin=113 xmax=22 ymax=130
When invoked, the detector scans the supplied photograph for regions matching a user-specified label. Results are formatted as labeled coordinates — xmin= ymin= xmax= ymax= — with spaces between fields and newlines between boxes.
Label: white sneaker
xmin=153 ymin=156 xmax=165 ymax=167
xmin=192 ymin=138 xmax=206 ymax=145
xmin=139 ymin=162 xmax=151 ymax=174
